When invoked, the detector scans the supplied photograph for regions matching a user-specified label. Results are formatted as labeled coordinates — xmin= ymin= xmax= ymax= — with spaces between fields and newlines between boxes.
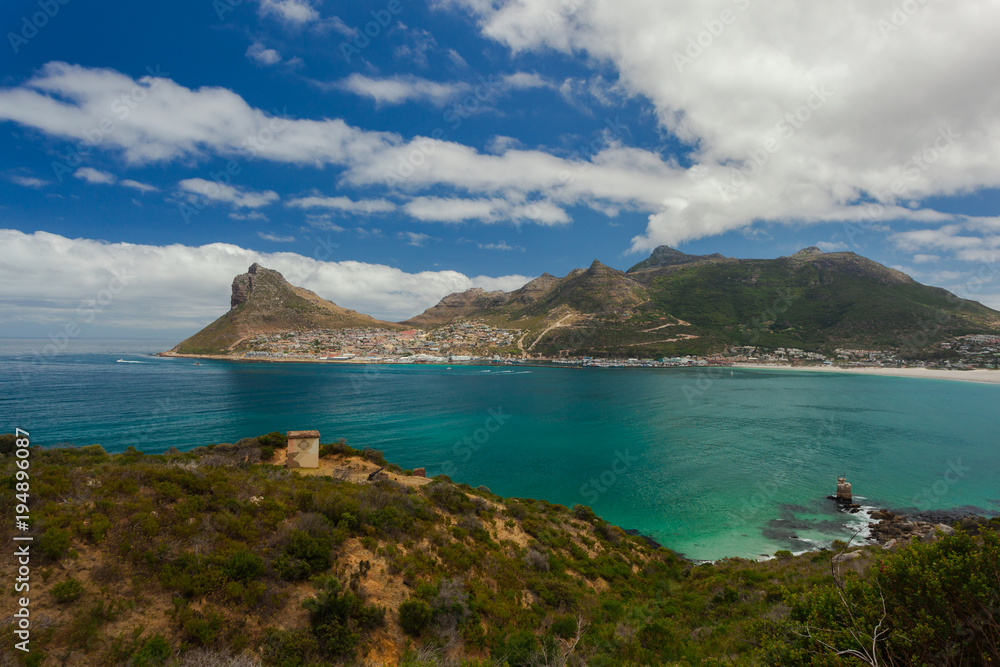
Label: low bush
xmin=51 ymin=578 xmax=85 ymax=603
xmin=399 ymin=599 xmax=434 ymax=636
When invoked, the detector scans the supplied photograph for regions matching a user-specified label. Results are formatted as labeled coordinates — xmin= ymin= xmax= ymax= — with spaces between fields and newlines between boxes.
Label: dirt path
xmin=641 ymin=319 xmax=691 ymax=333
xmin=527 ymin=313 xmax=576 ymax=352
xmin=271 ymin=449 xmax=432 ymax=488
xmin=629 ymin=334 xmax=699 ymax=346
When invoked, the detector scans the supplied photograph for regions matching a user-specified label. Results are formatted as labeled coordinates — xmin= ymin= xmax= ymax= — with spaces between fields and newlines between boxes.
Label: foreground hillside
xmin=2 ymin=435 xmax=998 ymax=666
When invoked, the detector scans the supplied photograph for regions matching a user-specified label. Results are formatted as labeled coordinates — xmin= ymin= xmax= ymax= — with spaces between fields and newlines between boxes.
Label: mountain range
xmin=172 ymin=248 xmax=1000 ymax=358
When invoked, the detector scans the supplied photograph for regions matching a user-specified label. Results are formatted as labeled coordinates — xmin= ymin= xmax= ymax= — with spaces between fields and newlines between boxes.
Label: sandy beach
xmin=734 ymin=363 xmax=1000 ymax=385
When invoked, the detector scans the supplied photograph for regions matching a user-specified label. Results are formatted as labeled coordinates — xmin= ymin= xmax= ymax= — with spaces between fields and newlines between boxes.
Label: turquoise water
xmin=2 ymin=338 xmax=999 ymax=561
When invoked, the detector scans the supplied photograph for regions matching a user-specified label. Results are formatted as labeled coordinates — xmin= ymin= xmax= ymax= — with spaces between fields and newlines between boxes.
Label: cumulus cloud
xmin=246 ymin=42 xmax=283 ymax=66
xmin=340 ymin=73 xmax=467 ymax=106
xmin=3 ymin=43 xmax=1000 ymax=249
xmin=9 ymin=175 xmax=49 ymax=188
xmin=257 ymin=0 xmax=318 ymax=25
xmin=398 ymin=231 xmax=433 ymax=246
xmin=478 ymin=240 xmax=525 ymax=251
xmin=120 ymin=179 xmax=158 ymax=193
xmin=287 ymin=195 xmax=397 ymax=214
xmin=257 ymin=232 xmax=295 ymax=242
xmin=74 ymin=167 xmax=116 ymax=185
xmin=440 ymin=0 xmax=1000 ymax=250
xmin=178 ymin=178 xmax=279 ymax=209
xmin=0 ymin=229 xmax=532 ymax=336
xmin=404 ymin=197 xmax=569 ymax=225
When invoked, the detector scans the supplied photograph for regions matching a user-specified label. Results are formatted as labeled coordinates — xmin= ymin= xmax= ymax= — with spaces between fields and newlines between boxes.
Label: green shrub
xmin=280 ymin=529 xmax=332 ymax=577
xmin=38 ymin=527 xmax=73 ymax=560
xmin=225 ymin=550 xmax=265 ymax=583
xmin=303 ymin=578 xmax=385 ymax=658
xmin=769 ymin=529 xmax=1000 ymax=665
xmin=774 ymin=549 xmax=793 ymax=560
xmin=131 ymin=635 xmax=172 ymax=666
xmin=551 ymin=614 xmax=577 ymax=639
xmin=399 ymin=599 xmax=434 ymax=636
xmin=261 ymin=628 xmax=320 ymax=666
xmin=51 ymin=578 xmax=85 ymax=603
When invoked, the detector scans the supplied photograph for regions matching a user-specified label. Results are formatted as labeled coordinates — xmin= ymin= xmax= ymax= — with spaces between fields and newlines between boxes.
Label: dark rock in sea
xmin=623 ymin=529 xmax=662 ymax=549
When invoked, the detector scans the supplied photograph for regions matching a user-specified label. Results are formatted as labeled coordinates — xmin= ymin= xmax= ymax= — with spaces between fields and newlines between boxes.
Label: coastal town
xmin=232 ymin=322 xmax=1000 ymax=370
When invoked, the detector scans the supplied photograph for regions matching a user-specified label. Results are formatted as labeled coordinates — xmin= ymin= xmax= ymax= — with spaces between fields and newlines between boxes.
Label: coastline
xmin=159 ymin=350 xmax=1000 ymax=384
xmin=733 ymin=363 xmax=1000 ymax=385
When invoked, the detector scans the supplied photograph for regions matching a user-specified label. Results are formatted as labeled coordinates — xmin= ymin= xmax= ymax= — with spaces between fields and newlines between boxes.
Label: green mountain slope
xmin=172 ymin=264 xmax=402 ymax=355
xmin=408 ymin=247 xmax=1000 ymax=358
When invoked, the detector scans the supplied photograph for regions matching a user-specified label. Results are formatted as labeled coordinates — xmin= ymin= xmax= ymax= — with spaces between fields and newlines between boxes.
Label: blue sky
xmin=2 ymin=0 xmax=999 ymax=337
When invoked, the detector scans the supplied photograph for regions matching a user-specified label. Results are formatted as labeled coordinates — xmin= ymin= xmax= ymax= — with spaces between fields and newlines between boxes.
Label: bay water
xmin=2 ymin=338 xmax=998 ymax=561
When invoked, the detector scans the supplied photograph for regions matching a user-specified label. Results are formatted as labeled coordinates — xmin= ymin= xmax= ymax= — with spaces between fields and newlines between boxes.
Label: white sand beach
xmin=734 ymin=363 xmax=1000 ymax=385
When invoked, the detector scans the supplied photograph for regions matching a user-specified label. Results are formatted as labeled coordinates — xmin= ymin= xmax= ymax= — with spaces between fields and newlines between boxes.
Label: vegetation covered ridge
xmin=2 ymin=432 xmax=999 ymax=666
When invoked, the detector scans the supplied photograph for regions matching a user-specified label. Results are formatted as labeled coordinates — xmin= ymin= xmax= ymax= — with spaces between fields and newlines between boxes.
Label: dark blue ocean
xmin=2 ymin=338 xmax=998 ymax=561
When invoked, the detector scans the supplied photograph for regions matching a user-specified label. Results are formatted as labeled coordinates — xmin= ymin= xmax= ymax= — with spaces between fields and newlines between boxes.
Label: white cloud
xmin=178 ymin=178 xmax=279 ymax=209
xmin=502 ymin=71 xmax=549 ymax=90
xmin=404 ymin=196 xmax=570 ymax=225
xmin=320 ymin=16 xmax=357 ymax=37
xmin=303 ymin=214 xmax=346 ymax=232
xmin=478 ymin=241 xmax=525 ymax=251
xmin=74 ymin=167 xmax=115 ymax=185
xmin=120 ymin=179 xmax=158 ymax=193
xmin=246 ymin=42 xmax=283 ymax=66
xmin=4 ymin=55 xmax=999 ymax=250
xmin=0 ymin=229 xmax=531 ymax=334
xmin=9 ymin=175 xmax=49 ymax=188
xmin=230 ymin=211 xmax=268 ymax=221
xmin=439 ymin=0 xmax=1000 ymax=250
xmin=257 ymin=232 xmax=295 ymax=242
xmin=340 ymin=73 xmax=466 ymax=106
xmin=287 ymin=196 xmax=397 ymax=214
xmin=913 ymin=253 xmax=940 ymax=264
xmin=398 ymin=231 xmax=433 ymax=246
xmin=257 ymin=0 xmax=318 ymax=25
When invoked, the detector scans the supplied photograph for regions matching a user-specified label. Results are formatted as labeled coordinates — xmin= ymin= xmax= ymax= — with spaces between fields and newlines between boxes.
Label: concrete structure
xmin=287 ymin=430 xmax=320 ymax=468
xmin=836 ymin=476 xmax=852 ymax=502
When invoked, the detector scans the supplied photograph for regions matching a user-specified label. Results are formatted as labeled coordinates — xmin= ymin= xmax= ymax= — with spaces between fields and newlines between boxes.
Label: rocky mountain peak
xmin=790 ymin=246 xmax=825 ymax=259
xmin=231 ymin=264 xmax=289 ymax=310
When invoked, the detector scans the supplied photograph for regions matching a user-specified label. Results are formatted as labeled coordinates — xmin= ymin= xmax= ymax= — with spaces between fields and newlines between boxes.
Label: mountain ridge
xmin=171 ymin=248 xmax=1000 ymax=358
